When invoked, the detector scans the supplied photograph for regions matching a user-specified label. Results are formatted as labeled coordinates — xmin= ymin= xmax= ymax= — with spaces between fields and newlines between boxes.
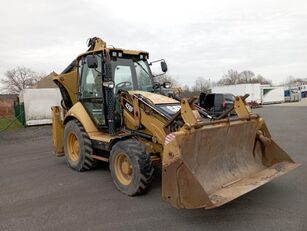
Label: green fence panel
xmin=14 ymin=102 xmax=25 ymax=126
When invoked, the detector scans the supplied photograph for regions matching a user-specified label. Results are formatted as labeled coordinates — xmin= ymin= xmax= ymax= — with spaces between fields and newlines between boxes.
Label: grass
xmin=0 ymin=116 xmax=23 ymax=131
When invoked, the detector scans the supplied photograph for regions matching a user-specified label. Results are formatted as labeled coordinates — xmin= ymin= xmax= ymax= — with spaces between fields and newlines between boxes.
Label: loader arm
xmin=120 ymin=92 xmax=169 ymax=145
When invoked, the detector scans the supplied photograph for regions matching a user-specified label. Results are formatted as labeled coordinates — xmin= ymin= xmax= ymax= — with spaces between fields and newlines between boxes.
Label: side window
xmin=214 ymin=94 xmax=224 ymax=111
xmin=80 ymin=54 xmax=106 ymax=126
xmin=81 ymin=55 xmax=103 ymax=98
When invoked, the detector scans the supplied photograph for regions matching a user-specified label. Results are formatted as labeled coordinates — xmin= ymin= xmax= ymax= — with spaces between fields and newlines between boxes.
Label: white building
xmin=19 ymin=88 xmax=62 ymax=126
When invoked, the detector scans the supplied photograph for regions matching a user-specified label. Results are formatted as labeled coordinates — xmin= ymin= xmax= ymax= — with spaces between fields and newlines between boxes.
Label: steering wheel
xmin=115 ymin=81 xmax=132 ymax=94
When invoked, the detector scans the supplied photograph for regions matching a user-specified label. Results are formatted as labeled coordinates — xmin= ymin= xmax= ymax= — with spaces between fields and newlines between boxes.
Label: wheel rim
xmin=67 ymin=132 xmax=80 ymax=161
xmin=114 ymin=153 xmax=133 ymax=185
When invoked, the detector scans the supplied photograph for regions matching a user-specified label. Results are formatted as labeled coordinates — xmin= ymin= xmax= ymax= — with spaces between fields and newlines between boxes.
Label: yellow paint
xmin=114 ymin=152 xmax=133 ymax=185
xmin=67 ymin=132 xmax=80 ymax=161
xmin=180 ymin=99 xmax=198 ymax=127
xmin=88 ymin=131 xmax=124 ymax=143
xmin=53 ymin=69 xmax=79 ymax=105
xmin=129 ymin=91 xmax=178 ymax=104
xmin=64 ymin=103 xmax=128 ymax=143
xmin=51 ymin=106 xmax=64 ymax=156
xmin=64 ymin=102 xmax=98 ymax=133
xmin=234 ymin=97 xmax=251 ymax=118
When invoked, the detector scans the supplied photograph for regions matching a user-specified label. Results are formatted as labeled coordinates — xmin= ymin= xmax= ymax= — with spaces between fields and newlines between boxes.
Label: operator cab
xmin=77 ymin=49 xmax=168 ymax=129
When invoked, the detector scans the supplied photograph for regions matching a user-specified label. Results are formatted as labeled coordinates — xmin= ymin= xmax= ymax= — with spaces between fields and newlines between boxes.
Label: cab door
xmin=79 ymin=54 xmax=106 ymax=127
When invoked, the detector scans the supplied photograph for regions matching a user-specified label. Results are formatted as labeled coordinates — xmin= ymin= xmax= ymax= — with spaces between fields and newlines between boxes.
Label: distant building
xmin=32 ymin=71 xmax=58 ymax=88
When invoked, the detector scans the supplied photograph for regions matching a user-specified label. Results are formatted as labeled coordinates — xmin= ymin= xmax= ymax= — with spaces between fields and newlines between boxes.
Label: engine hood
xmin=128 ymin=91 xmax=178 ymax=105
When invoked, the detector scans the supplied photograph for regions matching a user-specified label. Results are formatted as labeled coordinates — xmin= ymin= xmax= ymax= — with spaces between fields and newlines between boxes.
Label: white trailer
xmin=212 ymin=84 xmax=284 ymax=104
xmin=260 ymin=86 xmax=284 ymax=104
xmin=212 ymin=84 xmax=261 ymax=103
xmin=19 ymin=88 xmax=62 ymax=126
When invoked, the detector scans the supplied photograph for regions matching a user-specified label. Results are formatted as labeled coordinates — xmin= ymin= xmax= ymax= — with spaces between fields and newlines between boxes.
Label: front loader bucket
xmin=162 ymin=118 xmax=299 ymax=209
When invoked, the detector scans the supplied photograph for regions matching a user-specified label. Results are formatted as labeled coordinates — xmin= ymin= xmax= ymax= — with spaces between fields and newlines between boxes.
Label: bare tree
xmin=284 ymin=76 xmax=304 ymax=86
xmin=217 ymin=69 xmax=272 ymax=86
xmin=193 ymin=77 xmax=211 ymax=92
xmin=0 ymin=67 xmax=45 ymax=94
xmin=181 ymin=84 xmax=196 ymax=97
xmin=253 ymin=75 xmax=271 ymax=85
xmin=217 ymin=69 xmax=240 ymax=85
xmin=239 ymin=70 xmax=255 ymax=83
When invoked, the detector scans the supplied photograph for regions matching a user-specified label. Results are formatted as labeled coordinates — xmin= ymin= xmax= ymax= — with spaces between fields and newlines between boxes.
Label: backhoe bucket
xmin=162 ymin=118 xmax=299 ymax=209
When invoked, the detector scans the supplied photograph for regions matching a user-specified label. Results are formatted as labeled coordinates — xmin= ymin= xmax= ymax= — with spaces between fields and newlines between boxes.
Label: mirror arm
xmin=149 ymin=59 xmax=165 ymax=66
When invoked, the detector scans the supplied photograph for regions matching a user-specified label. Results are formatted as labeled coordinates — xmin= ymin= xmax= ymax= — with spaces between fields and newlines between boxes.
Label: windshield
xmin=112 ymin=58 xmax=153 ymax=93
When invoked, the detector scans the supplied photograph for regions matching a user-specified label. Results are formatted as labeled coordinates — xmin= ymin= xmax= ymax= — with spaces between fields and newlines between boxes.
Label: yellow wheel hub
xmin=67 ymin=132 xmax=80 ymax=161
xmin=114 ymin=153 xmax=133 ymax=185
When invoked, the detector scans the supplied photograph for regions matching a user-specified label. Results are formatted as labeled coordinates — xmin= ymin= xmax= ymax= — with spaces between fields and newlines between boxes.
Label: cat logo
xmin=125 ymin=102 xmax=133 ymax=113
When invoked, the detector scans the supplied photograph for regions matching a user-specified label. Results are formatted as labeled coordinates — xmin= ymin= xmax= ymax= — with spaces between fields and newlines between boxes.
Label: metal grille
xmin=104 ymin=62 xmax=115 ymax=135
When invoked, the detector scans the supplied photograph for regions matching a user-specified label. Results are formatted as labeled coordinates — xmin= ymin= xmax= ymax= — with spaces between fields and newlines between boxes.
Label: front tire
xmin=64 ymin=120 xmax=97 ymax=171
xmin=109 ymin=139 xmax=154 ymax=196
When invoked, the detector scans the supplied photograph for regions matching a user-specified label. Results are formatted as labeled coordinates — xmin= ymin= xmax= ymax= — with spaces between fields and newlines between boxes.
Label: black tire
xmin=109 ymin=139 xmax=154 ymax=196
xmin=64 ymin=120 xmax=97 ymax=171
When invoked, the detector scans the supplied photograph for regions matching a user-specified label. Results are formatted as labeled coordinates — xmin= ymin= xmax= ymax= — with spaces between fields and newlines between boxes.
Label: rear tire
xmin=109 ymin=139 xmax=154 ymax=196
xmin=64 ymin=120 xmax=97 ymax=171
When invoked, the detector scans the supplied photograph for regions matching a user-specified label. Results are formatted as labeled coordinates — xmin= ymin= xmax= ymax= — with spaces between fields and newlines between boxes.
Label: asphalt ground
xmin=0 ymin=105 xmax=306 ymax=231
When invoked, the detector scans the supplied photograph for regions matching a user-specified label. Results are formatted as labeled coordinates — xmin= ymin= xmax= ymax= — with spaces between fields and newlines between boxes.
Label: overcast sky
xmin=0 ymin=0 xmax=306 ymax=87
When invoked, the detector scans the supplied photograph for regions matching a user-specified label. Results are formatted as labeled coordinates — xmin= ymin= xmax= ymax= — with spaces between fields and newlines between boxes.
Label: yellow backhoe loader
xmin=51 ymin=37 xmax=299 ymax=209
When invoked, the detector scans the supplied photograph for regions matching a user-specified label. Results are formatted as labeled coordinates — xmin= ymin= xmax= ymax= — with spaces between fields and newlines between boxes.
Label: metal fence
xmin=14 ymin=101 xmax=25 ymax=126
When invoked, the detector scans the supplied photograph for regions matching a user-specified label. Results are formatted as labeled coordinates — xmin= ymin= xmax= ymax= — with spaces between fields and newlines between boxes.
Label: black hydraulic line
xmin=124 ymin=128 xmax=153 ymax=140
xmin=164 ymin=95 xmax=212 ymax=130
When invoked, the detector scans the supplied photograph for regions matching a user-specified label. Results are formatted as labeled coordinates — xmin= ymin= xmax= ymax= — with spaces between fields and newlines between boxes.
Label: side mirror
xmin=86 ymin=55 xmax=98 ymax=68
xmin=161 ymin=61 xmax=168 ymax=73
xmin=163 ymin=82 xmax=171 ymax=89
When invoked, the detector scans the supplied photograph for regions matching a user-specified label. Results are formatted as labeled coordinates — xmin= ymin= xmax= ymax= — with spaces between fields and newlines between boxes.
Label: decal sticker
xmin=165 ymin=133 xmax=176 ymax=145
xmin=125 ymin=102 xmax=134 ymax=113
xmin=165 ymin=105 xmax=181 ymax=113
